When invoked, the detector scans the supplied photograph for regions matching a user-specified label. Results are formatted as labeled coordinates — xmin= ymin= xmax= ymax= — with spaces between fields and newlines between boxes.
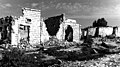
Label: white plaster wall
xmin=84 ymin=31 xmax=87 ymax=36
xmin=63 ymin=22 xmax=80 ymax=42
xmin=41 ymin=20 xmax=50 ymax=43
xmin=23 ymin=8 xmax=41 ymax=45
xmin=82 ymin=30 xmax=87 ymax=37
xmin=0 ymin=32 xmax=1 ymax=40
xmin=72 ymin=24 xmax=80 ymax=42
xmin=11 ymin=19 xmax=19 ymax=46
xmin=56 ymin=23 xmax=64 ymax=41
xmin=79 ymin=25 xmax=82 ymax=39
xmin=99 ymin=27 xmax=113 ymax=37
xmin=87 ymin=27 xmax=96 ymax=36
xmin=12 ymin=8 xmax=41 ymax=46
xmin=115 ymin=27 xmax=120 ymax=37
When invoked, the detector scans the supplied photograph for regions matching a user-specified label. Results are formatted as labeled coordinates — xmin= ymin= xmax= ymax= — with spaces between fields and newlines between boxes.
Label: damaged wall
xmin=23 ymin=8 xmax=41 ymax=45
xmin=43 ymin=14 xmax=64 ymax=43
xmin=41 ymin=18 xmax=50 ymax=43
xmin=81 ymin=30 xmax=87 ymax=39
xmin=12 ymin=8 xmax=41 ymax=46
xmin=44 ymin=14 xmax=64 ymax=37
xmin=56 ymin=23 xmax=64 ymax=41
xmin=0 ymin=16 xmax=13 ymax=44
xmin=114 ymin=27 xmax=120 ymax=37
xmin=43 ymin=15 xmax=81 ymax=43
xmin=12 ymin=8 xmax=81 ymax=46
xmin=98 ymin=27 xmax=113 ymax=37
xmin=87 ymin=27 xmax=96 ymax=36
xmin=63 ymin=19 xmax=81 ymax=42
xmin=83 ymin=27 xmax=113 ymax=37
xmin=11 ymin=18 xmax=19 ymax=46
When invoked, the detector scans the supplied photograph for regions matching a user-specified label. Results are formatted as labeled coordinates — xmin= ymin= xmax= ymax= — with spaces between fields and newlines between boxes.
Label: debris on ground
xmin=1 ymin=37 xmax=120 ymax=67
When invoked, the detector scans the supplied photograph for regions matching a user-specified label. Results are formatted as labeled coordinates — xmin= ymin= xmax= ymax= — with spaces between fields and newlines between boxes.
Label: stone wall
xmin=23 ymin=8 xmax=41 ymax=45
xmin=11 ymin=18 xmax=19 ymax=46
xmin=98 ymin=27 xmax=113 ymax=37
xmin=12 ymin=8 xmax=41 ymax=46
xmin=63 ymin=19 xmax=81 ymax=42
xmin=41 ymin=18 xmax=50 ymax=43
xmin=114 ymin=27 xmax=120 ymax=37
xmin=56 ymin=23 xmax=64 ymax=41
xmin=87 ymin=27 xmax=96 ymax=36
xmin=42 ymin=18 xmax=81 ymax=43
xmin=82 ymin=27 xmax=114 ymax=37
xmin=12 ymin=8 xmax=81 ymax=46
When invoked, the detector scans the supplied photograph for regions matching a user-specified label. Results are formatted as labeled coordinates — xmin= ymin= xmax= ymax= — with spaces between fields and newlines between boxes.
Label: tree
xmin=93 ymin=20 xmax=97 ymax=27
xmin=0 ymin=16 xmax=14 ymax=44
xmin=93 ymin=18 xmax=107 ymax=27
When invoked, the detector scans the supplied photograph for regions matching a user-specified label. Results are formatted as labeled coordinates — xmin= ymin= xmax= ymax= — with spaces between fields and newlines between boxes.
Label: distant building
xmin=113 ymin=27 xmax=120 ymax=37
xmin=98 ymin=27 xmax=113 ymax=37
xmin=82 ymin=26 xmax=113 ymax=37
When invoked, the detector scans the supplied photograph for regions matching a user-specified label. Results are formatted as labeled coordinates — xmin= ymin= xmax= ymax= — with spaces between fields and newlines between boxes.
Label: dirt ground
xmin=1 ymin=37 xmax=120 ymax=67
xmin=60 ymin=53 xmax=120 ymax=67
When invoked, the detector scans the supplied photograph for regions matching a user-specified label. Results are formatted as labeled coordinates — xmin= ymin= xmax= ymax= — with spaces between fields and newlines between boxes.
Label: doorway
xmin=65 ymin=25 xmax=73 ymax=42
xmin=19 ymin=24 xmax=30 ymax=43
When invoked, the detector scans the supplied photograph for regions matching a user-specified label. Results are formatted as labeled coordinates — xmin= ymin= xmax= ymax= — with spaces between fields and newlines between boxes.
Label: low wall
xmin=98 ymin=27 xmax=113 ymax=37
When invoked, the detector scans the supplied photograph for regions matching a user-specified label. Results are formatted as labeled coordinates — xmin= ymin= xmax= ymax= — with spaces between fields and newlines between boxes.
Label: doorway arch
xmin=65 ymin=25 xmax=73 ymax=42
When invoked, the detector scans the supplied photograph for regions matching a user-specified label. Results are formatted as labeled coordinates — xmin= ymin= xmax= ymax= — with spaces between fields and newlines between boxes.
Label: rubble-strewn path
xmin=59 ymin=53 xmax=120 ymax=67
xmin=1 ymin=37 xmax=120 ymax=67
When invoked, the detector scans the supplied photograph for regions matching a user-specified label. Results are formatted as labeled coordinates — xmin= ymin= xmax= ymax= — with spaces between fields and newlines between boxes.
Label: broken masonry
xmin=0 ymin=8 xmax=81 ymax=47
xmin=0 ymin=16 xmax=13 ymax=44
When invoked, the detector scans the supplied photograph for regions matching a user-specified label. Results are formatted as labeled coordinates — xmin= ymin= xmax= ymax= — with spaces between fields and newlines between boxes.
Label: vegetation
xmin=93 ymin=18 xmax=108 ymax=27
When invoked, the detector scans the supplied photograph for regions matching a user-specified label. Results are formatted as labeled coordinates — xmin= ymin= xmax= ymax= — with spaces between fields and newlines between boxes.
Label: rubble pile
xmin=41 ymin=36 xmax=120 ymax=66
xmin=60 ymin=53 xmax=120 ymax=67
xmin=43 ymin=36 xmax=61 ymax=48
xmin=0 ymin=48 xmax=61 ymax=67
xmin=1 ymin=8 xmax=120 ymax=67
xmin=1 ymin=36 xmax=120 ymax=67
xmin=0 ymin=16 xmax=13 ymax=45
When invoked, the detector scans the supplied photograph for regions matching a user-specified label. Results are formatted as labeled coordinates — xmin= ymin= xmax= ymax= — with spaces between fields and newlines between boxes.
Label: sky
xmin=0 ymin=0 xmax=120 ymax=27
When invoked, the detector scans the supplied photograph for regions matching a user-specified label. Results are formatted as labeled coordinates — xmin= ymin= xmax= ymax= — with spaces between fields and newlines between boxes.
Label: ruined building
xmin=0 ymin=16 xmax=13 ymax=44
xmin=12 ymin=8 xmax=41 ymax=46
xmin=82 ymin=26 xmax=120 ymax=38
xmin=11 ymin=8 xmax=81 ymax=47
xmin=43 ymin=15 xmax=81 ymax=43
xmin=82 ymin=26 xmax=114 ymax=38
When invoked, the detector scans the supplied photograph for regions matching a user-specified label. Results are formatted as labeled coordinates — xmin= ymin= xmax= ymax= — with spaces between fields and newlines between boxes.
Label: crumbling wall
xmin=22 ymin=8 xmax=41 ymax=45
xmin=19 ymin=24 xmax=28 ymax=39
xmin=98 ymin=27 xmax=113 ymax=37
xmin=81 ymin=30 xmax=87 ymax=39
xmin=79 ymin=26 xmax=82 ymax=39
xmin=114 ymin=27 xmax=120 ymax=37
xmin=44 ymin=14 xmax=64 ymax=36
xmin=11 ymin=18 xmax=19 ymax=46
xmin=12 ymin=8 xmax=41 ymax=46
xmin=63 ymin=19 xmax=80 ymax=42
xmin=12 ymin=9 xmax=81 ymax=45
xmin=12 ymin=16 xmax=30 ymax=46
xmin=73 ymin=24 xmax=80 ymax=42
xmin=56 ymin=23 xmax=64 ymax=41
xmin=87 ymin=27 xmax=96 ymax=36
xmin=65 ymin=25 xmax=73 ymax=42
xmin=0 ymin=16 xmax=13 ymax=44
xmin=41 ymin=18 xmax=49 ymax=43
